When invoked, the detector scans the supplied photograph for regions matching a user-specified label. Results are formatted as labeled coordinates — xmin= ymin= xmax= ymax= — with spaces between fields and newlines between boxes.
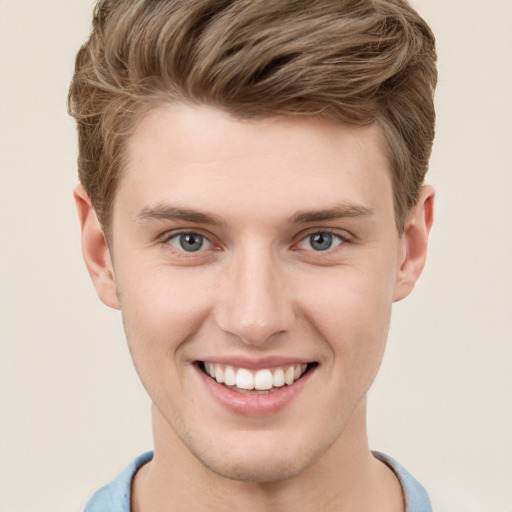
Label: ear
xmin=393 ymin=185 xmax=435 ymax=302
xmin=74 ymin=185 xmax=120 ymax=310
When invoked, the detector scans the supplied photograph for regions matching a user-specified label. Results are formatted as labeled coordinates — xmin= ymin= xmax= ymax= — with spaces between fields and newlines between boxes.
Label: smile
xmin=199 ymin=362 xmax=315 ymax=394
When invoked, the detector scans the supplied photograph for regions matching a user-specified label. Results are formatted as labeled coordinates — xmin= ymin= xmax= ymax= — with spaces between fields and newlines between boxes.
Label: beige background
xmin=0 ymin=1 xmax=511 ymax=511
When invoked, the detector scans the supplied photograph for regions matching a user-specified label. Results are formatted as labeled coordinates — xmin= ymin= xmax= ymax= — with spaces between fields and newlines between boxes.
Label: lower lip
xmin=196 ymin=365 xmax=314 ymax=417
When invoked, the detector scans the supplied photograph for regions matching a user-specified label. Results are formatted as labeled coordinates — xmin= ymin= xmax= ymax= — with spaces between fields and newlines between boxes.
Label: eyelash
xmin=159 ymin=229 xmax=350 ymax=257
xmin=160 ymin=231 xmax=214 ymax=256
xmin=294 ymin=230 xmax=347 ymax=252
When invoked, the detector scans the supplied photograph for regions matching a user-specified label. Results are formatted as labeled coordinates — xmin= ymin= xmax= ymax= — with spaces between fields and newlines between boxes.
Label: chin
xmin=198 ymin=451 xmax=312 ymax=483
xmin=183 ymin=428 xmax=335 ymax=484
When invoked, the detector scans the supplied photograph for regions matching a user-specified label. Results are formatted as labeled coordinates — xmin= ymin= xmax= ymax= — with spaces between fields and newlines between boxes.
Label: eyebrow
xmin=136 ymin=205 xmax=225 ymax=226
xmin=287 ymin=203 xmax=374 ymax=224
xmin=136 ymin=202 xmax=374 ymax=226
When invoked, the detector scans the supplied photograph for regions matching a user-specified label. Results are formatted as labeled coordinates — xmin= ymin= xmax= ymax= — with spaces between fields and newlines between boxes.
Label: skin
xmin=75 ymin=104 xmax=434 ymax=512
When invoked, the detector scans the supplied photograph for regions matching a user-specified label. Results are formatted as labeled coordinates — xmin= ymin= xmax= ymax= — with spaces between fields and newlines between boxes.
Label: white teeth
xmin=254 ymin=369 xmax=273 ymax=390
xmin=272 ymin=368 xmax=285 ymax=387
xmin=236 ymin=368 xmax=254 ymax=390
xmin=215 ymin=365 xmax=224 ymax=383
xmin=224 ymin=365 xmax=236 ymax=386
xmin=204 ymin=362 xmax=309 ymax=391
xmin=285 ymin=366 xmax=295 ymax=385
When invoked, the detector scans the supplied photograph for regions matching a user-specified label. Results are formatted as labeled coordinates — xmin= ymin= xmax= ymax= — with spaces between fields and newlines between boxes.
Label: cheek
xmin=115 ymin=264 xmax=212 ymax=359
xmin=115 ymin=267 xmax=216 ymax=410
xmin=299 ymin=262 xmax=395 ymax=368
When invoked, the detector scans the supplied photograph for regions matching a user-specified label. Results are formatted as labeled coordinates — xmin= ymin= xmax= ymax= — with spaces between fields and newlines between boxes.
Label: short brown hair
xmin=68 ymin=0 xmax=437 ymax=234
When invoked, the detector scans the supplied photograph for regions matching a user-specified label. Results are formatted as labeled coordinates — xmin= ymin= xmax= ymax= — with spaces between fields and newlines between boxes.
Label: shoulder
xmin=84 ymin=451 xmax=154 ymax=512
xmin=373 ymin=451 xmax=432 ymax=512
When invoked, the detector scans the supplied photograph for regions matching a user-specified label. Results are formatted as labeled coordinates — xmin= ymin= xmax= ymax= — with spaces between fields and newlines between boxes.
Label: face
xmin=77 ymin=104 xmax=431 ymax=483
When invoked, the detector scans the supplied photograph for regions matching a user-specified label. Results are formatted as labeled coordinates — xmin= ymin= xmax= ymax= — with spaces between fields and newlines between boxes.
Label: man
xmin=69 ymin=0 xmax=437 ymax=510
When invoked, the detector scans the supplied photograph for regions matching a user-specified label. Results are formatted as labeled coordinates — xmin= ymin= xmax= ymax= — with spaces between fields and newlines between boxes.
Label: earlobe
xmin=74 ymin=185 xmax=120 ymax=310
xmin=393 ymin=185 xmax=435 ymax=302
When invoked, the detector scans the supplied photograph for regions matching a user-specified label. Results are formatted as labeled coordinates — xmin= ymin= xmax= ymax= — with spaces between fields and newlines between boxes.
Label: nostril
xmin=213 ymin=272 xmax=295 ymax=346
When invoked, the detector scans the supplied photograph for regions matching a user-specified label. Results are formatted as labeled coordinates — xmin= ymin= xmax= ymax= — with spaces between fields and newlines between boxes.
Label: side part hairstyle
xmin=68 ymin=0 xmax=437 ymax=236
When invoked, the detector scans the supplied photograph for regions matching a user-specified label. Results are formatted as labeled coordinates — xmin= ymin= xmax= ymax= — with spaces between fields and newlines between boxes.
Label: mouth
xmin=197 ymin=361 xmax=318 ymax=395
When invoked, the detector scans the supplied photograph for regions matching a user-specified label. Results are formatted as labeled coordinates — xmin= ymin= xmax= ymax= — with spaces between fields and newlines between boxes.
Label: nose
xmin=215 ymin=244 xmax=295 ymax=346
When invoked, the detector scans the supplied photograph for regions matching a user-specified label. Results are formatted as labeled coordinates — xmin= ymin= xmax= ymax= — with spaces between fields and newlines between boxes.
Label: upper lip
xmin=196 ymin=356 xmax=316 ymax=370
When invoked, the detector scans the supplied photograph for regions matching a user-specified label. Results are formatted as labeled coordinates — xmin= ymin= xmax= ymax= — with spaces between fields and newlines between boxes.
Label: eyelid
xmin=294 ymin=228 xmax=351 ymax=246
xmin=296 ymin=231 xmax=344 ymax=251
xmin=159 ymin=229 xmax=216 ymax=252
xmin=157 ymin=227 xmax=351 ymax=255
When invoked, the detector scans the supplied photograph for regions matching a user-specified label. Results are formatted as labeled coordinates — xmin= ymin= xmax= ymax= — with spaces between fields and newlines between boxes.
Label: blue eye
xmin=298 ymin=232 xmax=343 ymax=251
xmin=168 ymin=232 xmax=211 ymax=252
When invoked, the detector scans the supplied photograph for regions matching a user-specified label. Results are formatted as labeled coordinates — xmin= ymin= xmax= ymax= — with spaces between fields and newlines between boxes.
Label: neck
xmin=132 ymin=400 xmax=404 ymax=512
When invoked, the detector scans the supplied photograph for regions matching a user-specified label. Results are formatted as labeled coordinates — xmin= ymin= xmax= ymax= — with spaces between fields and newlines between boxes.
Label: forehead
xmin=117 ymin=104 xmax=394 ymax=225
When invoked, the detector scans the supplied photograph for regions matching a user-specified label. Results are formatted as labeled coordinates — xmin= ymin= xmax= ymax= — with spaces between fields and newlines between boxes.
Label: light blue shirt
xmin=84 ymin=451 xmax=432 ymax=511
